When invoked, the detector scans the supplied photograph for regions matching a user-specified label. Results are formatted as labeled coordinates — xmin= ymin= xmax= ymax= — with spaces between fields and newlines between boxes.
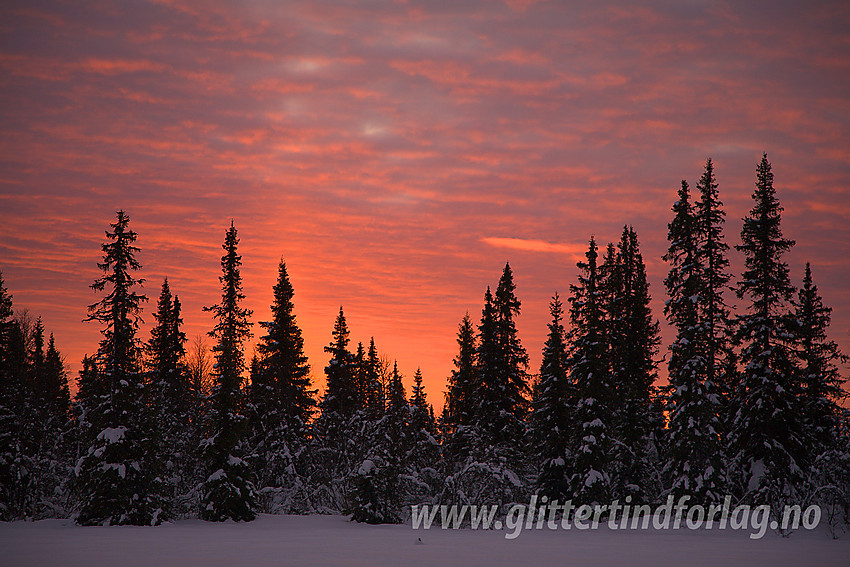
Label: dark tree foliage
xmin=663 ymin=181 xmax=725 ymax=504
xmin=248 ymin=260 xmax=316 ymax=513
xmin=792 ymin=263 xmax=846 ymax=458
xmin=440 ymin=313 xmax=478 ymax=470
xmin=77 ymin=210 xmax=165 ymax=526
xmin=530 ymin=293 xmax=572 ymax=500
xmin=0 ymin=271 xmax=31 ymax=520
xmin=491 ymin=263 xmax=530 ymax=439
xmin=443 ymin=313 xmax=477 ymax=432
xmin=363 ymin=338 xmax=385 ymax=418
xmin=321 ymin=307 xmax=357 ymax=418
xmin=85 ymin=210 xmax=147 ymax=379
xmin=200 ymin=221 xmax=256 ymax=522
xmin=473 ymin=264 xmax=529 ymax=444
xmin=474 ymin=286 xmax=500 ymax=428
xmin=567 ymin=237 xmax=613 ymax=505
xmin=695 ymin=159 xmax=734 ymax=399
xmin=352 ymin=362 xmax=406 ymax=524
xmin=605 ymin=227 xmax=662 ymax=503
xmin=146 ymin=278 xmax=191 ymax=517
xmin=730 ymin=154 xmax=803 ymax=508
xmin=312 ymin=306 xmax=359 ymax=511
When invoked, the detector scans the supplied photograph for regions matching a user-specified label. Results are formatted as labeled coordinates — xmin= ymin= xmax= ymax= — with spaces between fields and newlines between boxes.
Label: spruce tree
xmin=530 ymin=293 xmax=572 ymax=500
xmin=364 ymin=338 xmax=384 ymax=417
xmin=443 ymin=313 xmax=477 ymax=433
xmin=312 ymin=307 xmax=358 ymax=511
xmin=352 ymin=362 xmax=406 ymax=523
xmin=792 ymin=263 xmax=846 ymax=461
xmin=0 ymin=272 xmax=32 ymax=520
xmin=474 ymin=285 xmax=500 ymax=430
xmin=663 ymin=181 xmax=725 ymax=504
xmin=606 ymin=227 xmax=662 ymax=502
xmin=77 ymin=210 xmax=164 ymax=526
xmin=410 ymin=368 xmax=428 ymax=419
xmin=694 ymin=159 xmax=736 ymax=418
xmin=731 ymin=154 xmax=803 ymax=509
xmin=490 ymin=263 xmax=530 ymax=442
xmin=146 ymin=278 xmax=191 ymax=517
xmin=320 ymin=307 xmax=357 ymax=418
xmin=200 ymin=221 xmax=256 ymax=522
xmin=248 ymin=260 xmax=315 ymax=513
xmin=441 ymin=313 xmax=478 ymax=470
xmin=567 ymin=237 xmax=613 ymax=505
xmin=28 ymin=330 xmax=74 ymax=519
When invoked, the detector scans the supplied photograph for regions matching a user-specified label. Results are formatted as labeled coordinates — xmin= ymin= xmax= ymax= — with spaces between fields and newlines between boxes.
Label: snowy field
xmin=2 ymin=514 xmax=849 ymax=567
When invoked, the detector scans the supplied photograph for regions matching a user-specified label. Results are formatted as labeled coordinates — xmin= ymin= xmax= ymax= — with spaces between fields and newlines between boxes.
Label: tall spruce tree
xmin=694 ymin=159 xmax=736 ymax=417
xmin=443 ymin=313 xmax=477 ymax=433
xmin=351 ymin=361 xmax=407 ymax=524
xmin=363 ymin=338 xmax=385 ymax=418
xmin=474 ymin=264 xmax=529 ymax=444
xmin=320 ymin=307 xmax=357 ymax=418
xmin=731 ymin=154 xmax=803 ymax=509
xmin=530 ymin=293 xmax=572 ymax=500
xmin=441 ymin=313 xmax=478 ymax=470
xmin=312 ymin=307 xmax=358 ymax=511
xmin=491 ymin=263 xmax=530 ymax=441
xmin=200 ymin=221 xmax=256 ymax=522
xmin=604 ymin=227 xmax=662 ymax=502
xmin=663 ymin=181 xmax=725 ymax=504
xmin=474 ymin=286 xmax=500 ymax=430
xmin=249 ymin=260 xmax=315 ymax=513
xmin=76 ymin=210 xmax=165 ymax=526
xmin=792 ymin=263 xmax=846 ymax=461
xmin=0 ymin=271 xmax=32 ymax=520
xmin=35 ymin=331 xmax=74 ymax=518
xmin=567 ymin=237 xmax=613 ymax=505
xmin=145 ymin=278 xmax=191 ymax=517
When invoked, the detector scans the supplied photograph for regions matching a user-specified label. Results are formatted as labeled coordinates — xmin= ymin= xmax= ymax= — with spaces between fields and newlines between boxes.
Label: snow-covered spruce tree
xmin=663 ymin=180 xmax=725 ymax=505
xmin=567 ymin=237 xmax=613 ymax=505
xmin=20 ymin=319 xmax=74 ymax=519
xmin=200 ymin=222 xmax=256 ymax=522
xmin=311 ymin=307 xmax=358 ymax=511
xmin=363 ymin=338 xmax=385 ymax=418
xmin=730 ymin=154 xmax=803 ymax=512
xmin=145 ymin=278 xmax=192 ymax=517
xmin=440 ymin=313 xmax=478 ymax=467
xmin=248 ymin=260 xmax=316 ymax=514
xmin=792 ymin=263 xmax=848 ymax=520
xmin=352 ymin=362 xmax=407 ymax=523
xmin=604 ymin=227 xmax=662 ymax=503
xmin=792 ymin=263 xmax=846 ymax=457
xmin=694 ymin=159 xmax=737 ymax=427
xmin=530 ymin=293 xmax=573 ymax=501
xmin=36 ymin=332 xmax=74 ymax=518
xmin=0 ymin=271 xmax=34 ymax=520
xmin=404 ymin=368 xmax=440 ymax=508
xmin=489 ymin=263 xmax=530 ymax=444
xmin=76 ymin=210 xmax=166 ymax=526
xmin=441 ymin=270 xmax=530 ymax=512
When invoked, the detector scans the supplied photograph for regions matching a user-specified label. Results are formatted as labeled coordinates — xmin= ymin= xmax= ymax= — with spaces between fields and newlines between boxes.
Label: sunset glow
xmin=2 ymin=1 xmax=849 ymax=410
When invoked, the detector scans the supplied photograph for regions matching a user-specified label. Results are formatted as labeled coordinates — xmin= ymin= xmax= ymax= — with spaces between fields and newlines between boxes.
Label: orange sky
xmin=2 ymin=1 xmax=849 ymax=412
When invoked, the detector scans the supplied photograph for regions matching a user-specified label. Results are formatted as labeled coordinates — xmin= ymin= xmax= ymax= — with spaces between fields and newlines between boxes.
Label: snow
xmin=98 ymin=427 xmax=127 ymax=444
xmin=1 ymin=514 xmax=847 ymax=567
xmin=358 ymin=459 xmax=376 ymax=475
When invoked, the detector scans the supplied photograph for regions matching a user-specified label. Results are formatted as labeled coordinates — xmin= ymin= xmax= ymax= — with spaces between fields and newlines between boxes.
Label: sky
xmin=1 ymin=0 xmax=849 ymax=412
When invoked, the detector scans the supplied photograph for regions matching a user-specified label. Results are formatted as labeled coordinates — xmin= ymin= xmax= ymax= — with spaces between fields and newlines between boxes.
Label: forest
xmin=0 ymin=154 xmax=847 ymax=532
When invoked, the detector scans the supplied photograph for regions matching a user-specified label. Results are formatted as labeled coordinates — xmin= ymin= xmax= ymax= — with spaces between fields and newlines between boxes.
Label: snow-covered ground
xmin=2 ymin=514 xmax=848 ymax=567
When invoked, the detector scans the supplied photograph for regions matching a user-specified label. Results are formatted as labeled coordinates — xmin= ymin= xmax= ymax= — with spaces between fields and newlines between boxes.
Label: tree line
xmin=0 ymin=154 xmax=847 ymax=530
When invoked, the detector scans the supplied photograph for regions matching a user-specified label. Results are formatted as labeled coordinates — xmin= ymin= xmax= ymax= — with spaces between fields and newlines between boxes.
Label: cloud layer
xmin=2 ymin=1 xmax=849 ymax=407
